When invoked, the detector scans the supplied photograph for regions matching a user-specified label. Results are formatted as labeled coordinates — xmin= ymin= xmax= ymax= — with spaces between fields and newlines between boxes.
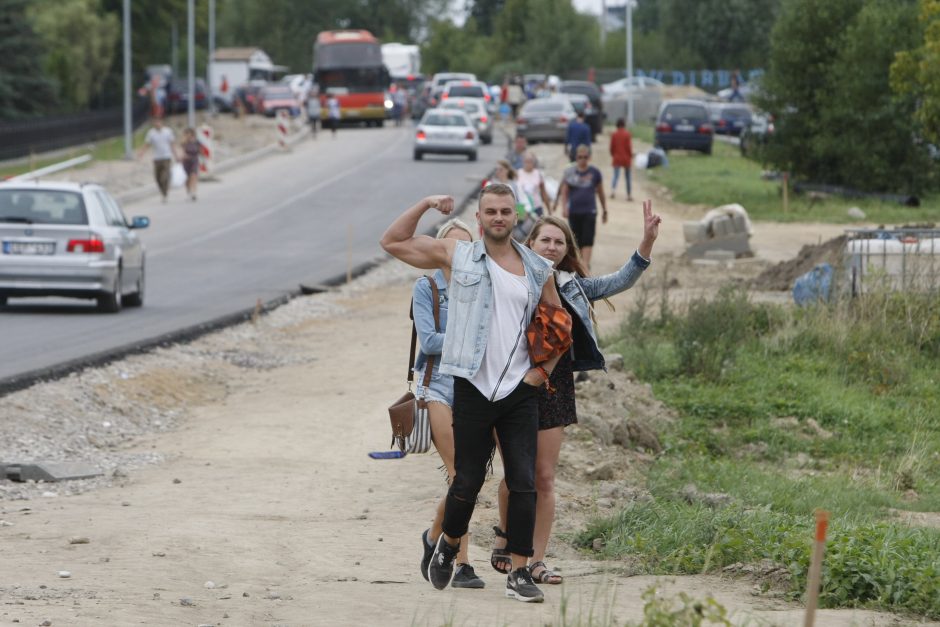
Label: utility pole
xmin=171 ymin=21 xmax=179 ymax=77
xmin=626 ymin=0 xmax=636 ymax=126
xmin=187 ymin=0 xmax=195 ymax=128
xmin=600 ymin=0 xmax=607 ymax=48
xmin=208 ymin=0 xmax=216 ymax=115
xmin=122 ymin=0 xmax=132 ymax=159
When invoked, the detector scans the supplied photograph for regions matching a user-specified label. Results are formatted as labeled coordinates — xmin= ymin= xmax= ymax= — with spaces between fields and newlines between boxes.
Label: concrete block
xmin=2 ymin=462 xmax=103 ymax=482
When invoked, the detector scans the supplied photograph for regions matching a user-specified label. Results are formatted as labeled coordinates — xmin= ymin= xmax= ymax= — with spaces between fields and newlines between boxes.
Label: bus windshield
xmin=317 ymin=68 xmax=387 ymax=93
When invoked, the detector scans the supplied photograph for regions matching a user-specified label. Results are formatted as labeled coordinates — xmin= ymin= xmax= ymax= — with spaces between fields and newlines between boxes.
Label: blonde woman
xmin=414 ymin=218 xmax=485 ymax=589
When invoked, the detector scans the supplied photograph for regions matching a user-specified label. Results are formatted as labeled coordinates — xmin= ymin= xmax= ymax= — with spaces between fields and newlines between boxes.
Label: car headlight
xmin=384 ymin=99 xmax=393 ymax=109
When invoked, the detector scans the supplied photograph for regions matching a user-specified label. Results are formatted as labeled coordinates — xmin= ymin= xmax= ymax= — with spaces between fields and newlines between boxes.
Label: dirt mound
xmin=752 ymin=235 xmax=846 ymax=291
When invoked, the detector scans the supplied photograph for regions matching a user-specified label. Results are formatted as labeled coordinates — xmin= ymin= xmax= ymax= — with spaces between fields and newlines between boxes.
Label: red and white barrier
xmin=276 ymin=110 xmax=290 ymax=150
xmin=197 ymin=124 xmax=214 ymax=178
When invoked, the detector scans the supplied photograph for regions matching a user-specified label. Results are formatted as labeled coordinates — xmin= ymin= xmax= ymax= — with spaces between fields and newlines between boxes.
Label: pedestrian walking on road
xmin=306 ymin=92 xmax=321 ymax=138
xmin=564 ymin=112 xmax=592 ymax=163
xmin=326 ymin=94 xmax=341 ymax=137
xmin=380 ymin=184 xmax=571 ymax=603
xmin=552 ymin=145 xmax=606 ymax=269
xmin=180 ymin=127 xmax=200 ymax=201
xmin=609 ymin=118 xmax=634 ymax=201
xmin=414 ymin=218 xmax=486 ymax=591
xmin=492 ymin=209 xmax=660 ymax=586
xmin=516 ymin=152 xmax=552 ymax=217
xmin=137 ymin=117 xmax=178 ymax=203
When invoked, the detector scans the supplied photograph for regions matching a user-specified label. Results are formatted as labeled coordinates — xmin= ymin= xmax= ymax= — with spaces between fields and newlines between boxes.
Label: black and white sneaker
xmin=427 ymin=533 xmax=459 ymax=590
xmin=505 ymin=567 xmax=544 ymax=603
xmin=451 ymin=563 xmax=485 ymax=589
xmin=420 ymin=529 xmax=434 ymax=582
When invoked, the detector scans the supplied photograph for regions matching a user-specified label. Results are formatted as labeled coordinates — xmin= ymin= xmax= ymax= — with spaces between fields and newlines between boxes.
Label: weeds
xmin=596 ymin=286 xmax=940 ymax=619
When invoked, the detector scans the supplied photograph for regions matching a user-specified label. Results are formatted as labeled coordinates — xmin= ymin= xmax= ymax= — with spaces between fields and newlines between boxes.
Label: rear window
xmin=522 ymin=101 xmax=564 ymax=114
xmin=446 ymin=86 xmax=485 ymax=98
xmin=442 ymin=101 xmax=481 ymax=114
xmin=722 ymin=107 xmax=751 ymax=120
xmin=561 ymin=84 xmax=600 ymax=98
xmin=423 ymin=113 xmax=469 ymax=127
xmin=661 ymin=104 xmax=708 ymax=121
xmin=0 ymin=190 xmax=87 ymax=225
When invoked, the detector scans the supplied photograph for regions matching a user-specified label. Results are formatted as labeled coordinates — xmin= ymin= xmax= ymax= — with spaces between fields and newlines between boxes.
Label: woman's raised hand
xmin=643 ymin=199 xmax=661 ymax=242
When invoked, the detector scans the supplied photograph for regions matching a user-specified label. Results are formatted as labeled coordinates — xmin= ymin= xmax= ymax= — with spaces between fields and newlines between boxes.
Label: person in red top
xmin=609 ymin=118 xmax=634 ymax=201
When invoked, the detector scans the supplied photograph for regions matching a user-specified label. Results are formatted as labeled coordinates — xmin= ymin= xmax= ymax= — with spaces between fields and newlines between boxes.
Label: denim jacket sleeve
xmin=578 ymin=251 xmax=651 ymax=301
xmin=412 ymin=277 xmax=444 ymax=355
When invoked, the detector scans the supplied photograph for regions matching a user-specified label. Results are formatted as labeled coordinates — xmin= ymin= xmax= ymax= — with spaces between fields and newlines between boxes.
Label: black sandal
xmin=528 ymin=560 xmax=563 ymax=585
xmin=490 ymin=526 xmax=511 ymax=574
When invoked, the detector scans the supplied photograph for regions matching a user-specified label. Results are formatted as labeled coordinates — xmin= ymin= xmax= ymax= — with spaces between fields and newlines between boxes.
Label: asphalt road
xmin=0 ymin=124 xmax=506 ymax=385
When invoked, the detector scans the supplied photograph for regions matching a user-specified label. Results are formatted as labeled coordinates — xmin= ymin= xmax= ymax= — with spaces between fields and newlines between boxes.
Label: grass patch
xmin=628 ymin=122 xmax=940 ymax=224
xmin=0 ymin=129 xmax=148 ymax=179
xmin=589 ymin=286 xmax=940 ymax=619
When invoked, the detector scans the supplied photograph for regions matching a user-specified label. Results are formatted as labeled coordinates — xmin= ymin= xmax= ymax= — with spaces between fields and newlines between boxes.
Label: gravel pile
xmin=0 ymin=255 xmax=423 ymax=502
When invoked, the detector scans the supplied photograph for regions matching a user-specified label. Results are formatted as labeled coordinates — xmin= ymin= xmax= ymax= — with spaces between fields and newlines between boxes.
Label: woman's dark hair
xmin=616 ymin=118 xmax=625 ymax=128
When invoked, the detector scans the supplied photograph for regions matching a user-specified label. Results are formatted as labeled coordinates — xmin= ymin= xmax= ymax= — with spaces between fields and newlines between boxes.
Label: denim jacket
xmin=412 ymin=270 xmax=449 ymax=380
xmin=560 ymin=250 xmax=650 ymax=371
xmin=440 ymin=239 xmax=553 ymax=379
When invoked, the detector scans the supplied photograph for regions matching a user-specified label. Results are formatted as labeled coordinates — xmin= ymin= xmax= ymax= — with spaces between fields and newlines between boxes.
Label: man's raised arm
xmin=380 ymin=195 xmax=456 ymax=270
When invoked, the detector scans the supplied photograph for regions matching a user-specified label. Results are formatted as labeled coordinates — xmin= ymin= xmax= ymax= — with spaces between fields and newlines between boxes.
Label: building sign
xmin=636 ymin=68 xmax=764 ymax=87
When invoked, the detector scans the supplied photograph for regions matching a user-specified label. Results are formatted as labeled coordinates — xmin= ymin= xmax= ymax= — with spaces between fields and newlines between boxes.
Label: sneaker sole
xmin=505 ymin=588 xmax=544 ymax=603
xmin=420 ymin=530 xmax=432 ymax=582
xmin=452 ymin=579 xmax=486 ymax=589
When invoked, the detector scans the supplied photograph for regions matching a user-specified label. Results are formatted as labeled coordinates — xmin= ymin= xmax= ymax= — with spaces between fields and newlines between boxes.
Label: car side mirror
xmin=130 ymin=216 xmax=150 ymax=229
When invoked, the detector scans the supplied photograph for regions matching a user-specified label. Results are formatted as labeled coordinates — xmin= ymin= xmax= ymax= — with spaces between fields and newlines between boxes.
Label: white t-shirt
xmin=145 ymin=127 xmax=175 ymax=160
xmin=516 ymin=168 xmax=544 ymax=211
xmin=468 ymin=257 xmax=531 ymax=401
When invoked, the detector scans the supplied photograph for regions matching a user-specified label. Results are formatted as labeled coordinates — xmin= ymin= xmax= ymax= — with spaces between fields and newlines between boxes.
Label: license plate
xmin=3 ymin=241 xmax=55 ymax=255
xmin=675 ymin=124 xmax=694 ymax=132
xmin=532 ymin=118 xmax=548 ymax=125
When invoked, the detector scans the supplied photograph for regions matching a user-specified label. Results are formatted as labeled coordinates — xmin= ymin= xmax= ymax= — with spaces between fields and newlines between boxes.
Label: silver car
xmin=413 ymin=108 xmax=480 ymax=161
xmin=516 ymin=97 xmax=577 ymax=143
xmin=0 ymin=181 xmax=149 ymax=312
xmin=440 ymin=97 xmax=493 ymax=144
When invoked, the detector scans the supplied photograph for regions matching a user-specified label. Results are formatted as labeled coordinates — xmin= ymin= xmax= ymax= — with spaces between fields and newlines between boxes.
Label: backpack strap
xmin=421 ymin=276 xmax=440 ymax=389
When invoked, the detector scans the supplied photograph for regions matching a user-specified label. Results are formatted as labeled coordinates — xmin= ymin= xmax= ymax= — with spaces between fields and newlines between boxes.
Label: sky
xmin=450 ymin=0 xmax=623 ymax=24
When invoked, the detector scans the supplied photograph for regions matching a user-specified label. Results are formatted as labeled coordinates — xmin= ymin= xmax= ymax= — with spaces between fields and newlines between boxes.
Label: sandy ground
xmin=0 ymin=130 xmax=932 ymax=627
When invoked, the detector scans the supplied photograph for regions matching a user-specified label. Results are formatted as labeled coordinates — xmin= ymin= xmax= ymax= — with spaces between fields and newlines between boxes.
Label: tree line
xmin=1 ymin=0 xmax=938 ymax=195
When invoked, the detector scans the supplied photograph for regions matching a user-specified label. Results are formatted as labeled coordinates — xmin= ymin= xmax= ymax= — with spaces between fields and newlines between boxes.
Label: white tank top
xmin=468 ymin=256 xmax=531 ymax=401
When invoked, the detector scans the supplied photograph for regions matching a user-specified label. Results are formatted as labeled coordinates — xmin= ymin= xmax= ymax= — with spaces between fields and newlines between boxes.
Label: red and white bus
xmin=313 ymin=30 xmax=390 ymax=126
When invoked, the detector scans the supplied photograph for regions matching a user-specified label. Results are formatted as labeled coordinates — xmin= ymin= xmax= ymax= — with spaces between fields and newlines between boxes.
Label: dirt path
xmin=0 ymin=137 xmax=925 ymax=627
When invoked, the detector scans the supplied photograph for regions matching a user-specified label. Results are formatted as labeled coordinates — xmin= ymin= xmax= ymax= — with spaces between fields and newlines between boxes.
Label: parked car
xmin=166 ymin=78 xmax=208 ymax=113
xmin=440 ymin=98 xmax=493 ymax=144
xmin=558 ymin=80 xmax=603 ymax=137
xmin=654 ymin=99 xmax=713 ymax=154
xmin=516 ymin=97 xmax=576 ymax=144
xmin=413 ymin=109 xmax=479 ymax=161
xmin=740 ymin=111 xmax=775 ymax=158
xmin=233 ymin=82 xmax=266 ymax=114
xmin=0 ymin=181 xmax=149 ymax=312
xmin=601 ymin=75 xmax=665 ymax=96
xmin=708 ymin=102 xmax=752 ymax=136
xmin=257 ymin=85 xmax=300 ymax=117
xmin=559 ymin=93 xmax=595 ymax=124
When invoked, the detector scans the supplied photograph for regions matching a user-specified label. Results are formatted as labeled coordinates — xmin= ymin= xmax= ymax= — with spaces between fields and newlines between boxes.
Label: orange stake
xmin=804 ymin=509 xmax=830 ymax=627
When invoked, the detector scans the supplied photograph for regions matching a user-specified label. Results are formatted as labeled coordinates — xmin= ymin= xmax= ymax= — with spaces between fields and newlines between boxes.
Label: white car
xmin=0 ymin=181 xmax=149 ymax=312
xmin=601 ymin=76 xmax=665 ymax=96
xmin=440 ymin=97 xmax=493 ymax=144
xmin=413 ymin=109 xmax=479 ymax=161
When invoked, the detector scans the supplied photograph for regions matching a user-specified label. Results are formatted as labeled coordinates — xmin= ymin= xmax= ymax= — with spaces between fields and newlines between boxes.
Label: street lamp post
xmin=187 ymin=0 xmax=195 ymax=128
xmin=208 ymin=0 xmax=215 ymax=116
xmin=122 ymin=0 xmax=132 ymax=159
xmin=626 ymin=0 xmax=636 ymax=126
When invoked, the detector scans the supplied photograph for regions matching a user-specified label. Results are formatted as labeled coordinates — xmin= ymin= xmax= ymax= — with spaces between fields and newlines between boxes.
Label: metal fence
xmin=0 ymin=98 xmax=150 ymax=161
xmin=844 ymin=228 xmax=940 ymax=295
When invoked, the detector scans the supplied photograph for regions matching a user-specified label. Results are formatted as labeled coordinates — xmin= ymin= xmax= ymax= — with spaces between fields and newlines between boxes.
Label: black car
xmin=654 ymin=99 xmax=713 ymax=154
xmin=708 ymin=103 xmax=753 ymax=136
xmin=166 ymin=78 xmax=208 ymax=113
xmin=558 ymin=80 xmax=603 ymax=138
